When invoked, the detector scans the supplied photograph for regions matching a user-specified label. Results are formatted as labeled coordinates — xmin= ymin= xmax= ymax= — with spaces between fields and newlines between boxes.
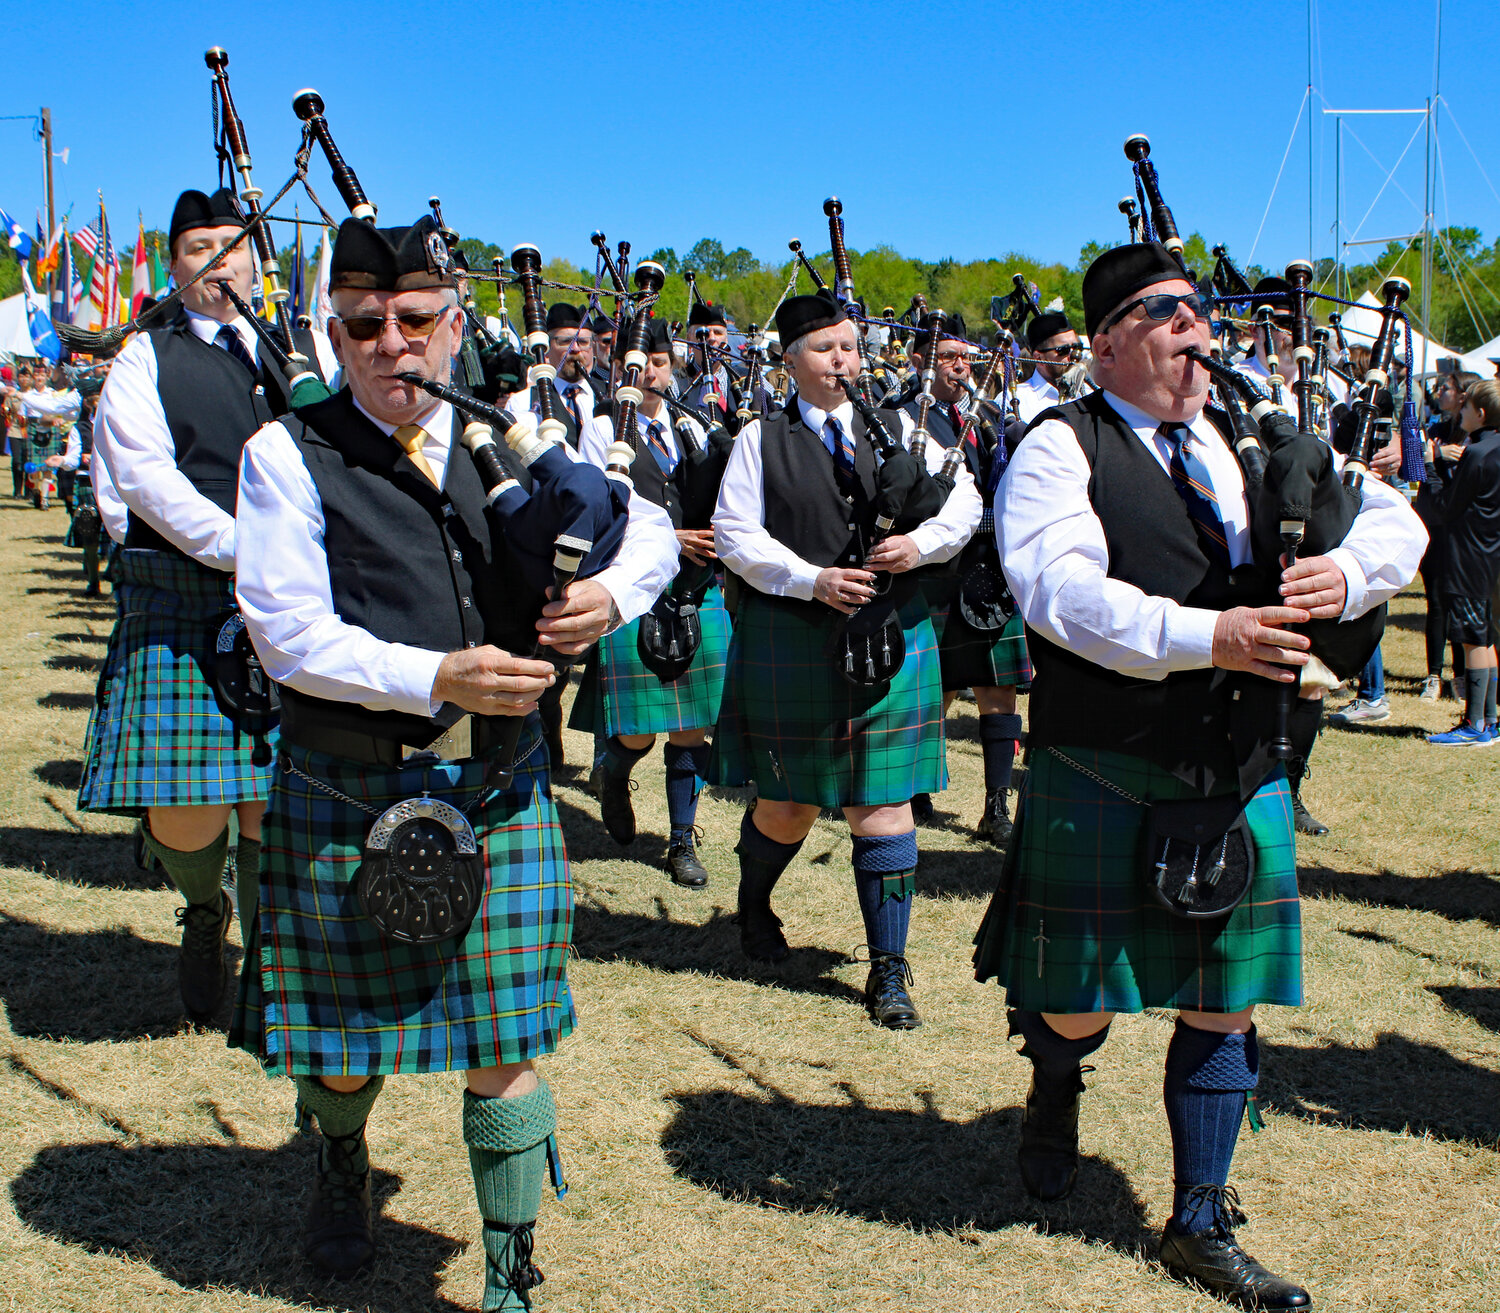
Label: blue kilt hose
xmin=973 ymin=745 xmax=1302 ymax=1014
xmin=229 ymin=726 xmax=575 ymax=1078
xmin=708 ymin=587 xmax=947 ymax=808
xmin=569 ymin=580 xmax=730 ymax=737
xmin=77 ymin=548 xmax=277 ymax=816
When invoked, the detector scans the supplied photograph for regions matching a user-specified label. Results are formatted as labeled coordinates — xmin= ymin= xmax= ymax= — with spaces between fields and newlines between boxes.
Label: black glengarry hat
xmin=912 ymin=311 xmax=969 ymax=356
xmin=330 ymin=214 xmax=457 ymax=292
xmin=774 ymin=288 xmax=847 ymax=350
xmin=546 ymin=302 xmax=585 ymax=333
xmin=1251 ymin=275 xmax=1293 ymax=322
xmin=1081 ymin=240 xmax=1189 ymax=337
xmin=168 ymin=187 xmax=244 ymax=249
xmin=688 ymin=300 xmax=727 ymax=328
xmin=1026 ymin=311 xmax=1073 ymax=349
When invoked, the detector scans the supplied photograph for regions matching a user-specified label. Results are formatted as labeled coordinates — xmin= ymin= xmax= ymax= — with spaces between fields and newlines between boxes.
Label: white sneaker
xmin=1418 ymin=676 xmax=1442 ymax=701
xmin=1330 ymin=697 xmax=1391 ymax=726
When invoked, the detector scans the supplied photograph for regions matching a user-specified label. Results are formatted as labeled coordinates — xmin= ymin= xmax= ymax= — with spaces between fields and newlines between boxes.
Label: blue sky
xmin=2 ymin=0 xmax=1495 ymax=278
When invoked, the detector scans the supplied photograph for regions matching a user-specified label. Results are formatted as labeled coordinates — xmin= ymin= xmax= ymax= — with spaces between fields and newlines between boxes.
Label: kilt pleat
xmin=229 ymin=734 xmax=575 ymax=1077
xmin=708 ymin=588 xmax=947 ymax=808
xmin=569 ymin=581 xmax=730 ymax=737
xmin=972 ymin=746 xmax=1301 ymax=1014
xmin=77 ymin=549 xmax=277 ymax=815
xmin=940 ymin=607 xmax=1033 ymax=691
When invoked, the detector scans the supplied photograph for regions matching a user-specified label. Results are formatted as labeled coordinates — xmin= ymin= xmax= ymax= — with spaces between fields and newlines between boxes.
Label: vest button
xmin=452 ymin=549 xmax=462 ymax=562
xmin=848 ymin=522 xmax=857 ymax=531
xmin=461 ymin=597 xmax=472 ymax=609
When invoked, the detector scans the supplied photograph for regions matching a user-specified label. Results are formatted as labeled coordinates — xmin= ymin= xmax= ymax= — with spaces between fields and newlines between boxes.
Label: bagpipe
xmin=1122 ymin=134 xmax=1398 ymax=751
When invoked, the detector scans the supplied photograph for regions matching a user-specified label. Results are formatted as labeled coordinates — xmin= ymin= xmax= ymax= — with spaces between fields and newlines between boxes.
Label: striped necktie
xmin=826 ymin=416 xmax=856 ymax=489
xmin=561 ymin=383 xmax=583 ymax=430
xmin=1161 ymin=422 xmax=1230 ymax=567
xmin=644 ymin=419 xmax=676 ymax=474
xmin=215 ymin=323 xmax=257 ymax=375
xmin=393 ymin=423 xmax=441 ymax=489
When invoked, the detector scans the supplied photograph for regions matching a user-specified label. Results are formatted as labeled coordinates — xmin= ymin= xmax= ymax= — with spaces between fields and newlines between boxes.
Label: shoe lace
xmin=857 ymin=949 xmax=914 ymax=991
xmin=669 ymin=823 xmax=705 ymax=854
xmin=483 ymin=1220 xmax=544 ymax=1307
xmin=174 ymin=897 xmax=227 ymax=955
xmin=1180 ymin=1183 xmax=1249 ymax=1236
xmin=318 ymin=1127 xmax=369 ymax=1215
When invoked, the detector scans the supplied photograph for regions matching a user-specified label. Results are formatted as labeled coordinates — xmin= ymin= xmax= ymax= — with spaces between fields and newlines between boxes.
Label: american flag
xmin=73 ymin=220 xmax=99 ymax=260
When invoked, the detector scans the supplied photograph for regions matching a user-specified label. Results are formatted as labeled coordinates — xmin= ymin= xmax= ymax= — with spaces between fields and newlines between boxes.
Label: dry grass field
xmin=0 ymin=486 xmax=1496 ymax=1312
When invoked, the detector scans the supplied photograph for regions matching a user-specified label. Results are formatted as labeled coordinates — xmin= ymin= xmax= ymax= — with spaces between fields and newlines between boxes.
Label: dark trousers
xmin=9 ymin=439 xmax=29 ymax=497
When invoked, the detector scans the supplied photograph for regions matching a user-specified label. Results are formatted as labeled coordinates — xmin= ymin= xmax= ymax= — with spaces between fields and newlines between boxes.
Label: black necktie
xmin=644 ymin=420 xmax=676 ymax=474
xmin=216 ymin=323 xmax=257 ymax=375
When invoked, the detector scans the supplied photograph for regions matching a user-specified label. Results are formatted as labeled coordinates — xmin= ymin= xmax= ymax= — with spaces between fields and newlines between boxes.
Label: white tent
xmin=0 ymin=288 xmax=48 ymax=359
xmin=1337 ymin=291 xmax=1467 ymax=375
xmin=1457 ymin=330 xmax=1500 ymax=376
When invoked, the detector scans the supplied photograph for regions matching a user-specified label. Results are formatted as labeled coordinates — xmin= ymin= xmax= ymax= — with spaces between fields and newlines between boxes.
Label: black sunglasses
xmin=338 ymin=308 xmax=449 ymax=342
xmin=1102 ymin=291 xmax=1211 ymax=333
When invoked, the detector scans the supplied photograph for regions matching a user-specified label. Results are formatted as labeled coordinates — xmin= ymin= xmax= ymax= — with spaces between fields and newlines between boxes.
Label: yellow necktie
xmin=393 ymin=423 xmax=440 ymax=488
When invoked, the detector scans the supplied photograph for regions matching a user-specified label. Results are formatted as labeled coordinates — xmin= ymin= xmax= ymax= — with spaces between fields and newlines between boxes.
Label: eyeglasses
xmin=1034 ymin=343 xmax=1077 ymax=357
xmin=338 ymin=308 xmax=450 ymax=342
xmin=934 ymin=352 xmax=969 ymax=366
xmin=1101 ymin=291 xmax=1210 ymax=333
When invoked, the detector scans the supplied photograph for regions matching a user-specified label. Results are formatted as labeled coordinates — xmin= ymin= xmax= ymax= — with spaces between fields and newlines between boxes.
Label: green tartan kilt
xmin=972 ymin=746 xmax=1302 ymax=1014
xmin=940 ymin=606 xmax=1032 ymax=691
xmin=708 ymin=587 xmax=947 ymax=808
xmin=77 ymin=549 xmax=278 ymax=816
xmin=569 ymin=580 xmax=730 ymax=737
xmin=229 ymin=727 xmax=575 ymax=1078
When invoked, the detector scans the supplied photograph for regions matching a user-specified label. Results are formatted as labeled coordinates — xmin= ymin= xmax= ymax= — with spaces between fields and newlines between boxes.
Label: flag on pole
xmin=51 ymin=224 xmax=74 ymax=325
xmin=35 ymin=217 xmax=67 ymax=278
xmin=130 ymin=218 xmax=150 ymax=317
xmin=150 ymin=236 xmax=167 ymax=295
xmin=0 ymin=208 xmax=33 ymax=259
xmin=21 ymin=268 xmax=62 ymax=362
xmin=311 ymin=226 xmax=333 ymax=334
xmin=73 ymin=221 xmax=97 ymax=261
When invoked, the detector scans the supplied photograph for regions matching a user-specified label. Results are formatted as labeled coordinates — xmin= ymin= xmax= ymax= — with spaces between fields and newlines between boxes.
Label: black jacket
xmin=1443 ymin=428 xmax=1500 ymax=600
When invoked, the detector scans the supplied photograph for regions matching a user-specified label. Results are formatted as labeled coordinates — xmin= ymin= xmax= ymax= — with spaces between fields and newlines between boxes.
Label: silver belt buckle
xmin=402 ymin=714 xmax=473 ymax=765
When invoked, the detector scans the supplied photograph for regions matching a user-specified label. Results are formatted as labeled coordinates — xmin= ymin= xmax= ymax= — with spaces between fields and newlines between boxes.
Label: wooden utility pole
xmin=40 ymin=106 xmax=56 ymax=298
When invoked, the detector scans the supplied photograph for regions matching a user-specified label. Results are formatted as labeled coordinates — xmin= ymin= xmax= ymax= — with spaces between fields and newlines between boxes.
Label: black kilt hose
xmin=77 ymin=548 xmax=277 ymax=816
xmin=229 ymin=725 xmax=575 ymax=1078
xmin=708 ymin=588 xmax=947 ymax=808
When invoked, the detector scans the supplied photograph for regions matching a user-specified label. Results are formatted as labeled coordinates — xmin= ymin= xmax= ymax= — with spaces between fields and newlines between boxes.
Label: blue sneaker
xmin=1428 ymin=720 xmax=1487 ymax=747
xmin=1477 ymin=722 xmax=1499 ymax=746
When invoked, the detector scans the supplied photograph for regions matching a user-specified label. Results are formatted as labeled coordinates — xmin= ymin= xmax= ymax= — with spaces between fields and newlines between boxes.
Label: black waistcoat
xmin=77 ymin=411 xmax=94 ymax=458
xmin=759 ymin=400 xmax=880 ymax=583
xmin=127 ymin=313 xmax=277 ymax=552
xmin=279 ymin=389 xmax=533 ymax=747
xmin=256 ymin=324 xmax=326 ymax=417
xmin=542 ymin=377 xmax=583 ymax=449
xmin=1025 ymin=391 xmax=1273 ymax=795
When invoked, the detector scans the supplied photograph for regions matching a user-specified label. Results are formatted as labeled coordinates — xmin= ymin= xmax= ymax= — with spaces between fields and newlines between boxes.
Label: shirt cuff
xmin=390 ymin=647 xmax=446 ymax=718
xmin=786 ymin=561 xmax=821 ymax=599
xmin=590 ymin=565 xmax=652 ymax=625
xmin=1164 ymin=605 xmax=1219 ymax=670
xmin=1325 ymin=547 xmax=1368 ymax=620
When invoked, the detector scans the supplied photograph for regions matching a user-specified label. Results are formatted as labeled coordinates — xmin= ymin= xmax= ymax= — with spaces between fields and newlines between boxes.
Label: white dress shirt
xmin=1013 ymin=370 xmax=1060 ymax=426
xmin=93 ymin=309 xmax=337 ymax=571
xmin=236 ymin=395 xmax=679 ymax=718
xmin=1237 ymin=352 xmax=1351 ymax=409
xmin=577 ymin=404 xmax=701 ymax=473
xmin=19 ymin=388 xmax=81 ymax=421
xmin=512 ymin=374 xmax=594 ymax=428
xmin=998 ymin=388 xmax=1427 ymax=681
xmin=713 ymin=393 xmax=982 ymax=600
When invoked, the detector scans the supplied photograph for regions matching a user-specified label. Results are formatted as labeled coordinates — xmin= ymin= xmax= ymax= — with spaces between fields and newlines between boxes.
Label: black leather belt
xmin=283 ymin=716 xmax=528 ymax=769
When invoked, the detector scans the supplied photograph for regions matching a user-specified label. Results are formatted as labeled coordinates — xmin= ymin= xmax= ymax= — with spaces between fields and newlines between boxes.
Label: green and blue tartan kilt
xmin=77 ymin=548 xmax=278 ymax=816
xmin=972 ymin=746 xmax=1301 ymax=1014
xmin=62 ymin=475 xmax=97 ymax=549
xmin=940 ymin=607 xmax=1032 ymax=691
xmin=708 ymin=588 xmax=947 ymax=808
xmin=229 ymin=730 xmax=575 ymax=1078
xmin=569 ymin=581 xmax=730 ymax=737
xmin=919 ymin=574 xmax=956 ymax=646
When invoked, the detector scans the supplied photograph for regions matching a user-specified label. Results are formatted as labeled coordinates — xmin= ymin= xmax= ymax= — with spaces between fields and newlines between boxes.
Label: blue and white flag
xmin=0 ymin=208 xmax=33 ymax=259
xmin=21 ymin=269 xmax=62 ymax=362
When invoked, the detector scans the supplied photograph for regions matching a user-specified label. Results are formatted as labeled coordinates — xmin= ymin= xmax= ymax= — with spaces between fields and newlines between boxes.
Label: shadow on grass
xmin=18 ymin=532 xmax=67 ymax=544
xmin=661 ymin=1084 xmax=1155 ymax=1255
xmin=45 ymin=652 xmax=102 ymax=673
xmin=1262 ymin=1032 xmax=1500 ymax=1145
xmin=50 ymin=605 xmax=116 ymax=622
xmin=0 ymin=911 xmax=239 ymax=1040
xmin=53 ymin=631 xmax=110 ymax=646
xmin=1302 ymin=864 xmax=1500 ymax=928
xmin=37 ymin=691 xmax=95 ymax=710
xmin=1323 ymin=721 xmax=1433 ymax=740
xmin=1427 ymin=984 xmax=1500 ymax=1034
xmin=29 ymin=566 xmax=90 ymax=581
xmin=573 ymin=898 xmax=866 ymax=1005
xmin=11 ymin=1139 xmax=466 ymax=1312
xmin=34 ymin=758 xmax=83 ymax=789
xmin=0 ymin=825 xmax=165 ymax=891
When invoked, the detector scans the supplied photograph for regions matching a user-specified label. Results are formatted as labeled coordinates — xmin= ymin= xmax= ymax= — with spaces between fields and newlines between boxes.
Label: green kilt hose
xmin=709 ymin=586 xmax=947 ymax=808
xmin=77 ymin=548 xmax=277 ymax=816
xmin=940 ymin=606 xmax=1032 ymax=692
xmin=973 ymin=745 xmax=1301 ymax=1014
xmin=229 ymin=728 xmax=575 ymax=1078
xmin=569 ymin=580 xmax=730 ymax=737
